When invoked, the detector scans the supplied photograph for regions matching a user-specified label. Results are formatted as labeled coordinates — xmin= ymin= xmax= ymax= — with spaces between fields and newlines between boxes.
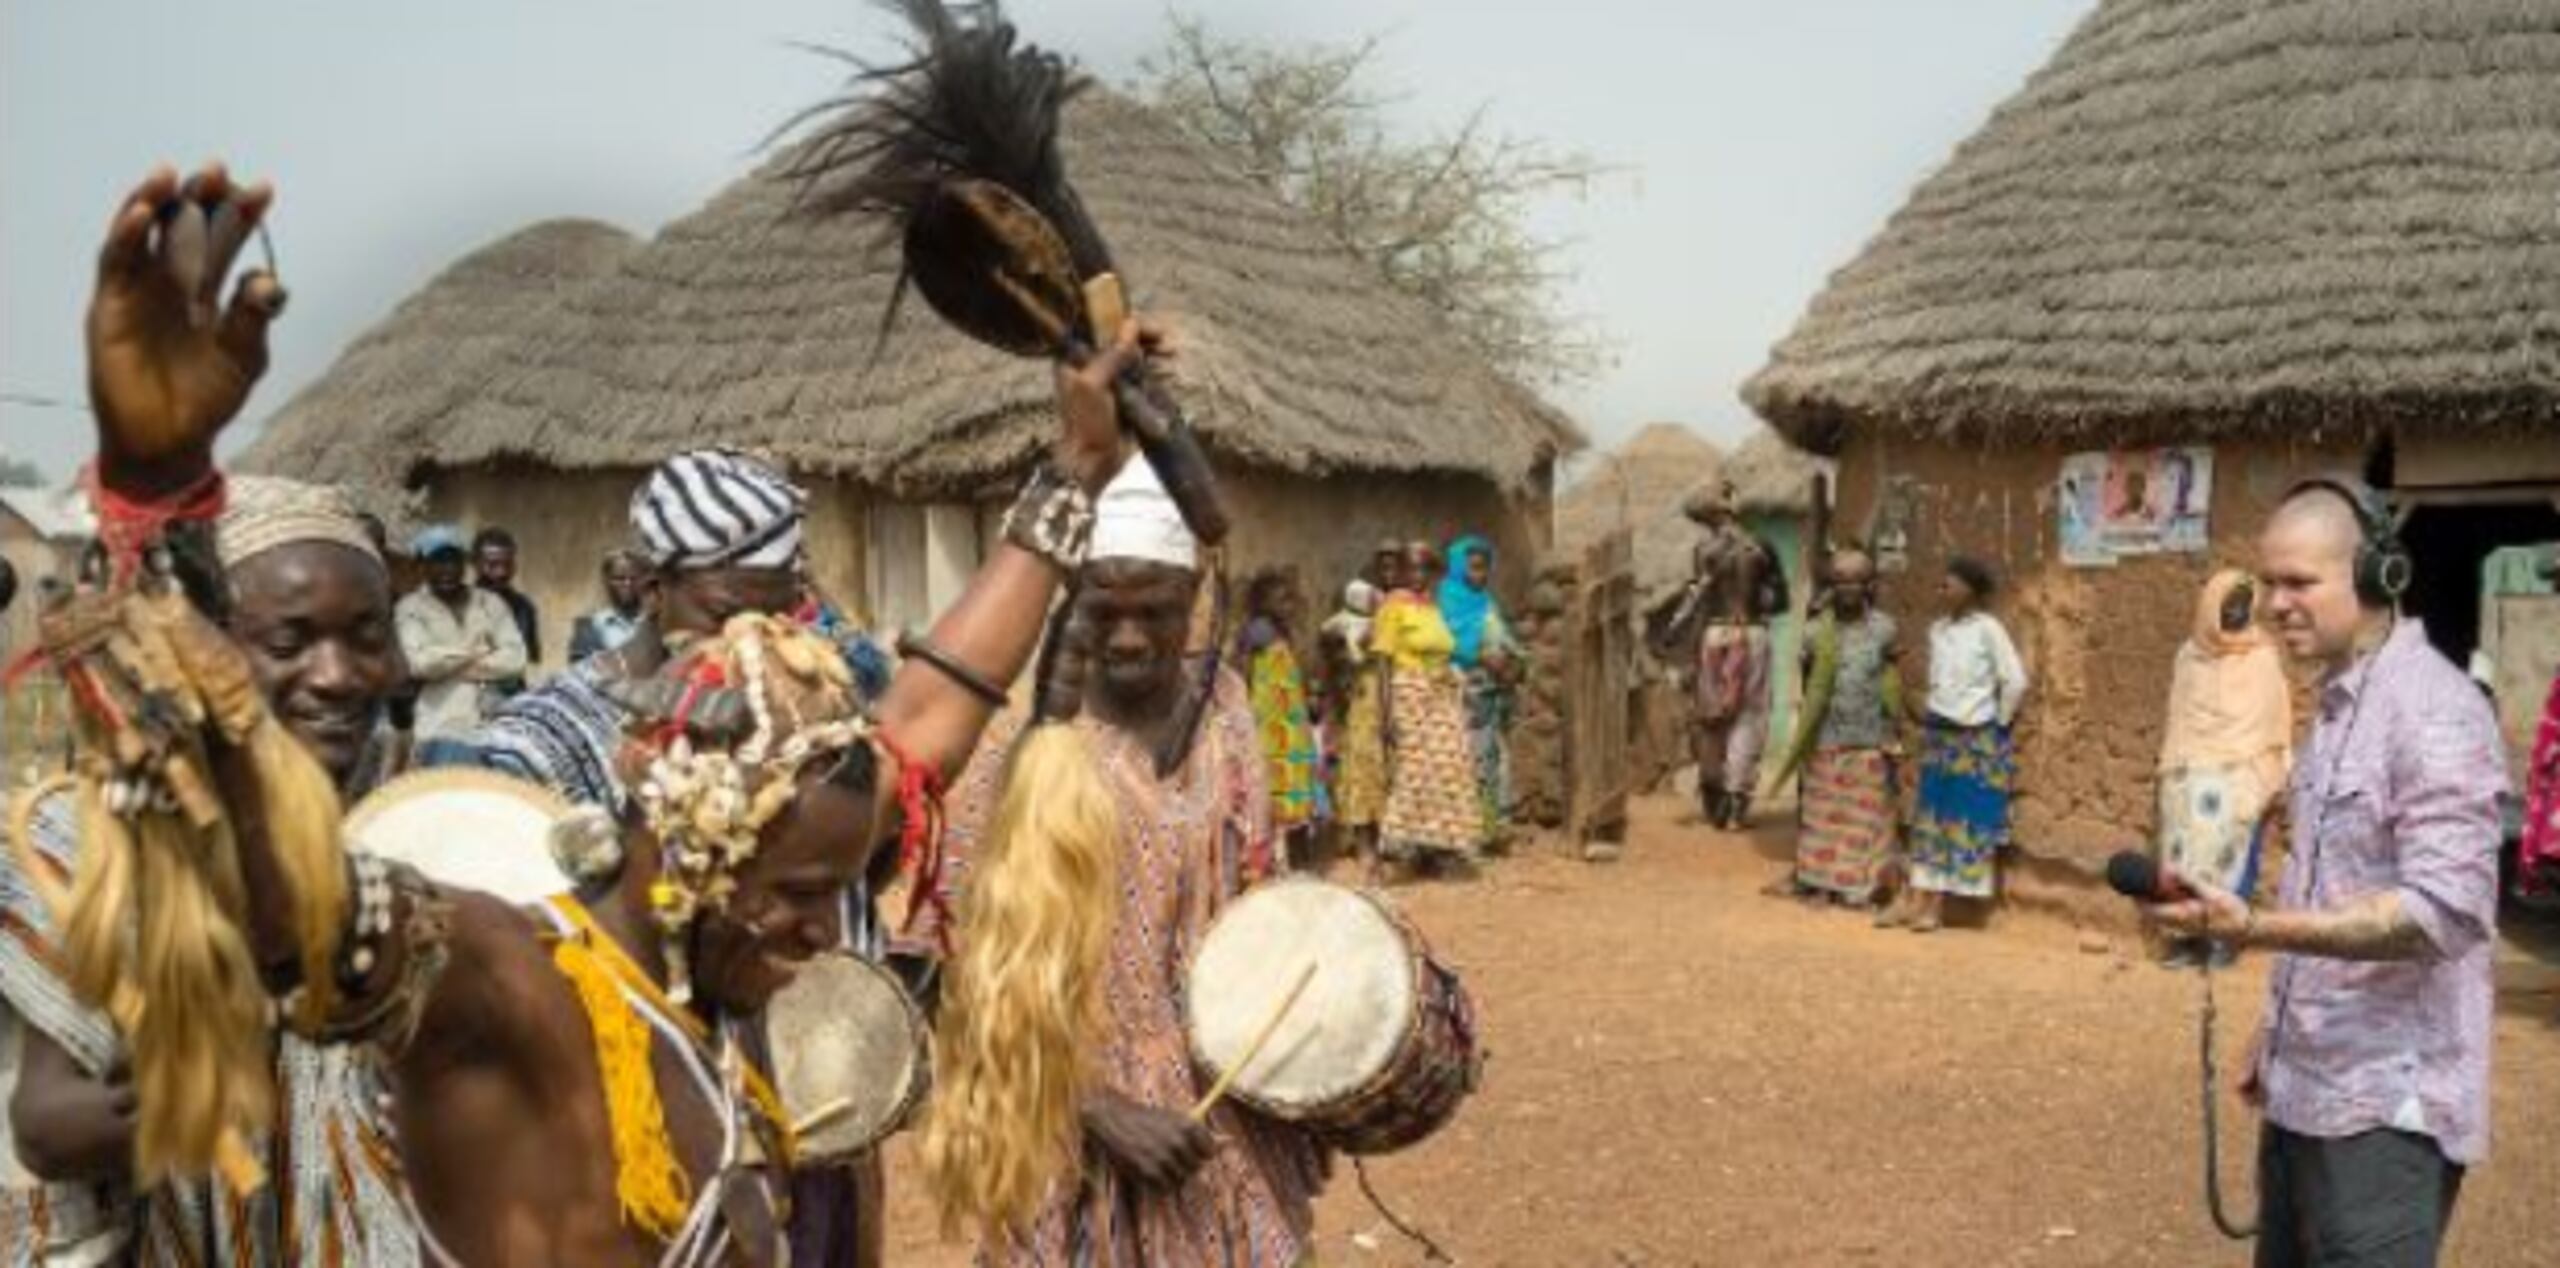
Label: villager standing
xmin=1240 ymin=566 xmax=1324 ymax=869
xmin=2153 ymin=568 xmax=2293 ymax=967
xmin=1324 ymin=577 xmax=1389 ymax=873
xmin=473 ymin=526 xmax=539 ymax=692
xmin=2518 ymin=547 xmax=2560 ymax=899
xmin=567 ymin=547 xmax=652 ymax=664
xmin=1770 ymin=547 xmax=1904 ymax=908
xmin=926 ymin=456 xmax=1324 ymax=1264
xmin=1670 ymin=479 xmax=1789 ymax=831
xmin=1375 ymin=542 xmax=1489 ymax=874
xmin=395 ymin=524 xmax=526 ymax=764
xmin=1896 ymin=555 xmax=2027 ymax=932
xmin=1442 ymin=534 xmax=1522 ymax=845
xmin=2148 ymin=479 xmax=2506 ymax=1268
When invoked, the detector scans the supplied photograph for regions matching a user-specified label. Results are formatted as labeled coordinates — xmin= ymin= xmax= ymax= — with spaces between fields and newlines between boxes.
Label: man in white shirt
xmin=395 ymin=523 xmax=528 ymax=763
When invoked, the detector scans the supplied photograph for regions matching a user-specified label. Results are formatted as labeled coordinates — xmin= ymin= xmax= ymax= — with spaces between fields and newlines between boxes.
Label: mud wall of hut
xmin=1829 ymin=432 xmax=2362 ymax=872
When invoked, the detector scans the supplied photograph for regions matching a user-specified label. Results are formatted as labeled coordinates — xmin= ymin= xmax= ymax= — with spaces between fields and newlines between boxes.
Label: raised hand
xmin=86 ymin=162 xmax=286 ymax=494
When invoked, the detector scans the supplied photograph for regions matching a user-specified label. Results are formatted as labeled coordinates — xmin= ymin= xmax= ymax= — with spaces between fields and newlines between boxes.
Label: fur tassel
xmin=921 ymin=723 xmax=1120 ymax=1239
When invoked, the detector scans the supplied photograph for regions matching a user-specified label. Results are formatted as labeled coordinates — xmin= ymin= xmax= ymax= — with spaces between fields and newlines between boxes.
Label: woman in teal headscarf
xmin=1440 ymin=535 xmax=1521 ymax=842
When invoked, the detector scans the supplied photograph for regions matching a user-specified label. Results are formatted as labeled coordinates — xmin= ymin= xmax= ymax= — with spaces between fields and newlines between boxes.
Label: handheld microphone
xmin=2104 ymin=850 xmax=2194 ymax=903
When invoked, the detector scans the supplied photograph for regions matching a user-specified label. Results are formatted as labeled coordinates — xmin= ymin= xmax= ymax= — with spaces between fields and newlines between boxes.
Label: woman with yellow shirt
xmin=1373 ymin=542 xmax=1488 ymax=874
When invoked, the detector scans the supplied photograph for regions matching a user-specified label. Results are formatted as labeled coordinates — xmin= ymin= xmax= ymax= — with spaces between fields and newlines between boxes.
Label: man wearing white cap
xmin=931 ymin=455 xmax=1327 ymax=1266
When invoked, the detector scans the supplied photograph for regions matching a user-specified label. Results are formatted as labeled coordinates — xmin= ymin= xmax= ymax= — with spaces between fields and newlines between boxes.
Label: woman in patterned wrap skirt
xmin=1375 ymin=543 xmax=1487 ymax=873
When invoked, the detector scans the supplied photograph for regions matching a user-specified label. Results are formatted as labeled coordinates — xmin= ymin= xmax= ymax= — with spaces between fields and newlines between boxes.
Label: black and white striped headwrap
xmin=629 ymin=449 xmax=807 ymax=571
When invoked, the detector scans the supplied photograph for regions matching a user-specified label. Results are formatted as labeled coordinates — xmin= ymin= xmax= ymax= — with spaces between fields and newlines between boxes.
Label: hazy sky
xmin=1 ymin=0 xmax=2092 ymax=483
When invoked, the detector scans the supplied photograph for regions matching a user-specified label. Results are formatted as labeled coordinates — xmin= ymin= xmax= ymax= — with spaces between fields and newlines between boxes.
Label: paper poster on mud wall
xmin=2063 ymin=448 xmax=2211 ymax=564
xmin=2057 ymin=453 xmax=2112 ymax=567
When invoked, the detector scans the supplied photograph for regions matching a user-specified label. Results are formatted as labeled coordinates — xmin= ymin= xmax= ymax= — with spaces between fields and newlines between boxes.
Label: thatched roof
xmin=1744 ymin=0 xmax=2560 ymax=453
xmin=247 ymin=90 xmax=1576 ymax=497
xmin=1721 ymin=428 xmax=1823 ymax=515
xmin=243 ymin=219 xmax=640 ymax=498
xmin=1556 ymin=423 xmax=1721 ymax=602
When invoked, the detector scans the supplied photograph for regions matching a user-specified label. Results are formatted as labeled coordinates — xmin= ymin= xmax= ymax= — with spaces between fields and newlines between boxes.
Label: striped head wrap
xmin=630 ymin=449 xmax=806 ymax=572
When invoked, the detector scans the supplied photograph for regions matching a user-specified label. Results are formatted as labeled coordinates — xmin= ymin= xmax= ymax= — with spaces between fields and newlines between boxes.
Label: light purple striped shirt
xmin=2258 ymin=619 xmax=2508 ymax=1164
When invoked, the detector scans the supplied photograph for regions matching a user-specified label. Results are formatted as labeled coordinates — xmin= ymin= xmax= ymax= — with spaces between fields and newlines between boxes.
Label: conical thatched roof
xmin=1745 ymin=0 xmax=2560 ymax=453
xmin=1557 ymin=423 xmax=1721 ymax=601
xmin=1721 ymin=428 xmax=1823 ymax=515
xmin=242 ymin=219 xmax=640 ymax=496
xmin=247 ymin=90 xmax=1576 ymax=497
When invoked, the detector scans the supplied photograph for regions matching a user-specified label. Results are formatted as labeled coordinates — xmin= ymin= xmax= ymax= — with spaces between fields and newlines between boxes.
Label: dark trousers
xmin=2256 ymin=1126 xmax=2465 ymax=1268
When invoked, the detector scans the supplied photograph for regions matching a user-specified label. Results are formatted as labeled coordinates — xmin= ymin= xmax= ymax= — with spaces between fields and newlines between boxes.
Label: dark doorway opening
xmin=2394 ymin=499 xmax=2560 ymax=669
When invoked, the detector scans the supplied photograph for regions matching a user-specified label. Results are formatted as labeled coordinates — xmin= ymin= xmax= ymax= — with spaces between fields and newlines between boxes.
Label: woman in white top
xmin=1887 ymin=555 xmax=2029 ymax=932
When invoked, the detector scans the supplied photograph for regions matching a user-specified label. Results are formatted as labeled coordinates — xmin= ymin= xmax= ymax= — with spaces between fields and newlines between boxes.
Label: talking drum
xmin=344 ymin=768 xmax=574 ymax=905
xmin=765 ymin=951 xmax=931 ymax=1162
xmin=1185 ymin=879 xmax=1480 ymax=1155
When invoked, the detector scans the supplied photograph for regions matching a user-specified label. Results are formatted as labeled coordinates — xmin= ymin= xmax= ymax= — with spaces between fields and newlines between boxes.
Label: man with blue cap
xmin=395 ymin=521 xmax=527 ymax=763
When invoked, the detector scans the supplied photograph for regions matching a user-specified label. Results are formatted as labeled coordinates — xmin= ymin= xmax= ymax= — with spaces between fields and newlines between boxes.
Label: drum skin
xmin=765 ymin=952 xmax=931 ymax=1162
xmin=344 ymin=768 xmax=574 ymax=905
xmin=1185 ymin=878 xmax=1482 ymax=1155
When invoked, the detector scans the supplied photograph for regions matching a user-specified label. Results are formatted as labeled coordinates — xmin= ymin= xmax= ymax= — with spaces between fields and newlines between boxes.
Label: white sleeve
xmin=1988 ymin=619 xmax=2030 ymax=726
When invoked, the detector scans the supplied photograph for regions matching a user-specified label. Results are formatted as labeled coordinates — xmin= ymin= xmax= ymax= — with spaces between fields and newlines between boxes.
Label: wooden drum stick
xmin=1191 ymin=960 xmax=1319 ymax=1122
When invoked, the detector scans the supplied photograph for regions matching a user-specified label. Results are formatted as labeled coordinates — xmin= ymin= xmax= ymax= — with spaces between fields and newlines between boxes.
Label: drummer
xmin=3 ymin=469 xmax=423 ymax=1261
xmin=40 ymin=161 xmax=1142 ymax=1268
xmin=440 ymin=450 xmax=908 ymax=1262
xmin=931 ymin=455 xmax=1329 ymax=1264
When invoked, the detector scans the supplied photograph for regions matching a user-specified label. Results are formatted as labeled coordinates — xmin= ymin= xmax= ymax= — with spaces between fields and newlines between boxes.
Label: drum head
xmin=1187 ymin=879 xmax=1417 ymax=1113
xmin=766 ymin=953 xmax=928 ymax=1160
xmin=345 ymin=769 xmax=574 ymax=905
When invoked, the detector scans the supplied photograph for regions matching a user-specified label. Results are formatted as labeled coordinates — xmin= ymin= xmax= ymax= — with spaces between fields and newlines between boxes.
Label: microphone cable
xmin=2194 ymin=955 xmax=2259 ymax=1241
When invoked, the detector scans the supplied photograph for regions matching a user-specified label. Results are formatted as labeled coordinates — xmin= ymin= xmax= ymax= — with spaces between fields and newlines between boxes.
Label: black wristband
xmin=896 ymin=633 xmax=1010 ymax=707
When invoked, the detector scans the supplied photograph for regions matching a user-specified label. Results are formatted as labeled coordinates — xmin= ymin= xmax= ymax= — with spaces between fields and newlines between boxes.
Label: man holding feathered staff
xmin=22 ymin=156 xmax=1151 ymax=1267
xmin=922 ymin=454 xmax=1330 ymax=1264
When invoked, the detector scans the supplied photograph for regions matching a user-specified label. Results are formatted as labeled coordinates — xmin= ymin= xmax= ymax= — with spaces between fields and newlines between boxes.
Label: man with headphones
xmin=2147 ymin=477 xmax=2508 ymax=1267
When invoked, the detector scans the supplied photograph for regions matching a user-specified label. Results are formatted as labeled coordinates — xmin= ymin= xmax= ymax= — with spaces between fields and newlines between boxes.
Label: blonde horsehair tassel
xmin=921 ymin=724 xmax=1121 ymax=1239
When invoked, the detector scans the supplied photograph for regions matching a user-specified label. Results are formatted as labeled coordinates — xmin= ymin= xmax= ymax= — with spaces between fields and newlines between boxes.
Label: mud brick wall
xmin=1828 ymin=432 xmax=2362 ymax=873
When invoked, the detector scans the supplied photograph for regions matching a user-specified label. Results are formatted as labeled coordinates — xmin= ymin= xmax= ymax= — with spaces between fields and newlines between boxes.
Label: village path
xmin=883 ymin=792 xmax=2560 ymax=1267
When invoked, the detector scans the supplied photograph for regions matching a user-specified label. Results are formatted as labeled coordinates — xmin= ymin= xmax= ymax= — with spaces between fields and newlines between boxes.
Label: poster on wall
xmin=2061 ymin=447 xmax=2211 ymax=566
xmin=2057 ymin=452 xmax=2112 ymax=567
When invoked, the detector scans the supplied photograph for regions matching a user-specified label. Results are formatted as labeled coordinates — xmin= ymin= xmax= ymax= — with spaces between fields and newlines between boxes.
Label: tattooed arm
xmin=2239 ymin=892 xmax=2437 ymax=963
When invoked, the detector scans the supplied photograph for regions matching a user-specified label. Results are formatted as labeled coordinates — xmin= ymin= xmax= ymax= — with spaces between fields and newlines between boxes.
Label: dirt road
xmin=885 ymin=793 xmax=2560 ymax=1266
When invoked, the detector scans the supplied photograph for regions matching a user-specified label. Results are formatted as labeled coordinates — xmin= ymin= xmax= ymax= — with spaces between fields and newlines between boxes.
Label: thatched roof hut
xmin=249 ymin=219 xmax=640 ymax=508
xmin=247 ymin=89 xmax=1574 ymax=501
xmin=1738 ymin=0 xmax=2560 ymax=878
xmin=1555 ymin=423 xmax=1721 ymax=602
xmin=245 ymin=88 xmax=1574 ymax=652
xmin=1719 ymin=429 xmax=1823 ymax=517
xmin=1744 ymin=0 xmax=2560 ymax=456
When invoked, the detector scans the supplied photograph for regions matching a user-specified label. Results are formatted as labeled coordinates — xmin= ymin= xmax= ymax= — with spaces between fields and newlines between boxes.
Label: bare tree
xmin=1136 ymin=15 xmax=1611 ymax=386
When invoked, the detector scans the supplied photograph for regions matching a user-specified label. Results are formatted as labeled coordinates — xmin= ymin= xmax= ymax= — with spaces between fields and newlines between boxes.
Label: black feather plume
xmin=779 ymin=0 xmax=1114 ymax=282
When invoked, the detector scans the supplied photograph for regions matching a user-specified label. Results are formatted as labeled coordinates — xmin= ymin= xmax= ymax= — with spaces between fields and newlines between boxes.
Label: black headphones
xmin=2281 ymin=474 xmax=2411 ymax=608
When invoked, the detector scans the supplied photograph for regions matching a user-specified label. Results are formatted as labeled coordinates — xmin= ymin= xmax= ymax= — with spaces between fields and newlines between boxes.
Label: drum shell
xmin=1188 ymin=884 xmax=1482 ymax=1156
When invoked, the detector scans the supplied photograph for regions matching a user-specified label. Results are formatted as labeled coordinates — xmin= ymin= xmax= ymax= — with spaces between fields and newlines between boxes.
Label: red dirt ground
xmin=884 ymin=793 xmax=2560 ymax=1266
